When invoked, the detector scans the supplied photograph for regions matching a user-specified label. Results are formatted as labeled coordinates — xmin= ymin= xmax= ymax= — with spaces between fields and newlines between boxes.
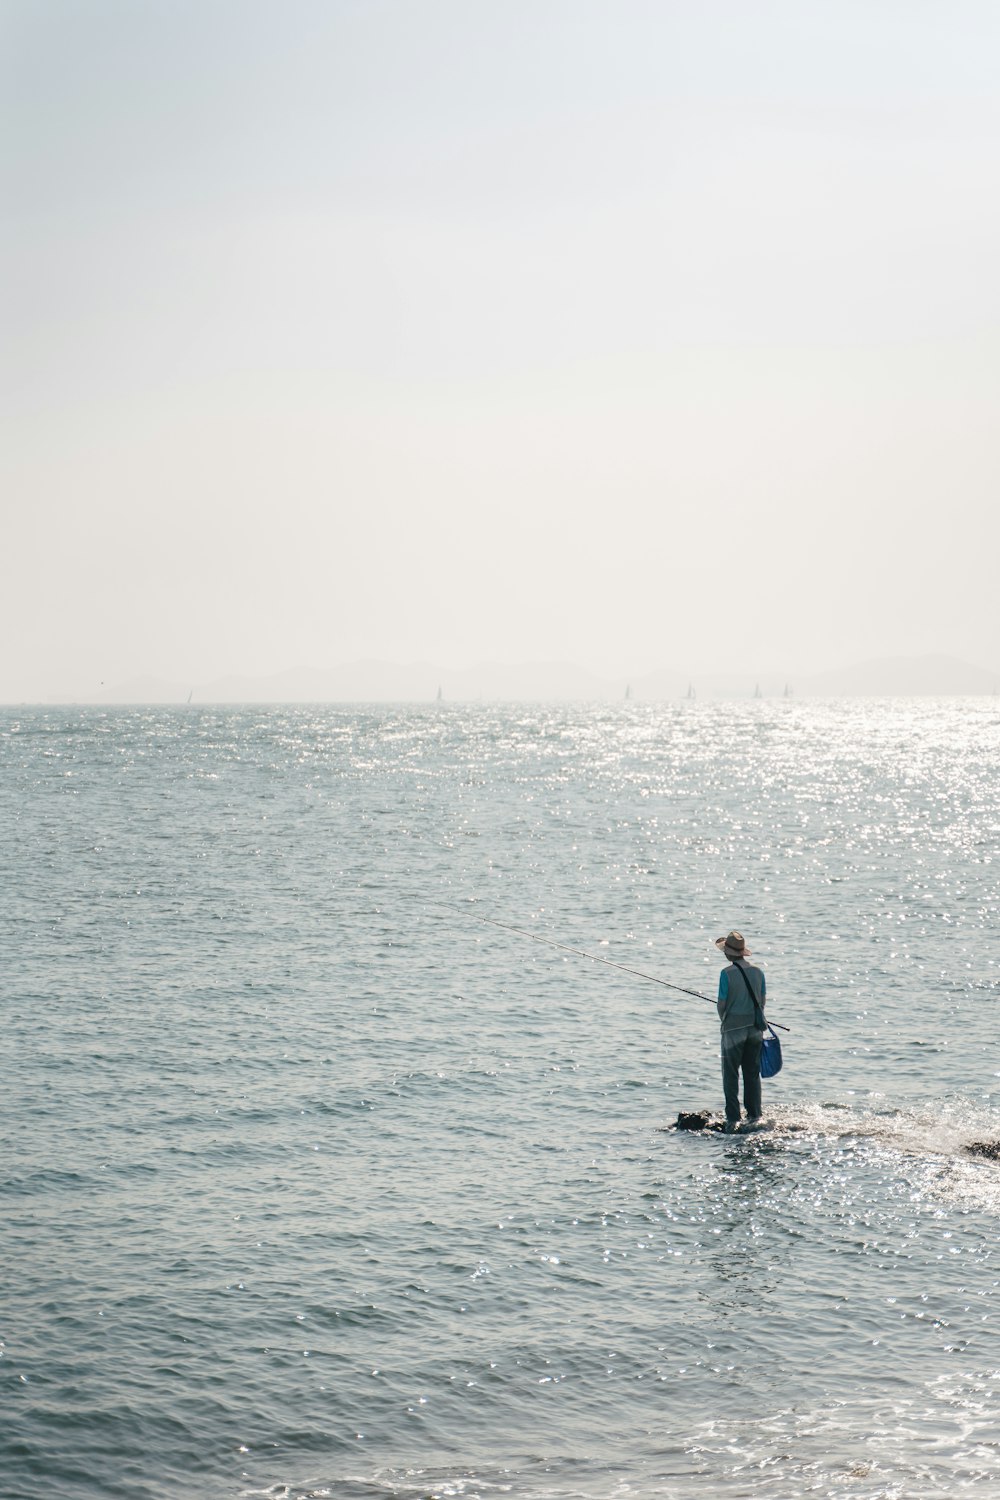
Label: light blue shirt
xmin=717 ymin=962 xmax=766 ymax=1035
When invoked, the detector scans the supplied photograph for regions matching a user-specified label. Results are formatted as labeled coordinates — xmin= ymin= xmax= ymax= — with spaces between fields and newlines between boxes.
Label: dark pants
xmin=721 ymin=1031 xmax=763 ymax=1123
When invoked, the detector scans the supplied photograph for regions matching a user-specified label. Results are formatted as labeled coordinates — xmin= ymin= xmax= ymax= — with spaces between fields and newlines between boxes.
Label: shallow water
xmin=3 ymin=700 xmax=1000 ymax=1499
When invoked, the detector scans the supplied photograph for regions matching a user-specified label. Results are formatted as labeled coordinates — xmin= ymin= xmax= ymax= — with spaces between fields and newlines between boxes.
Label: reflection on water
xmin=3 ymin=701 xmax=1000 ymax=1500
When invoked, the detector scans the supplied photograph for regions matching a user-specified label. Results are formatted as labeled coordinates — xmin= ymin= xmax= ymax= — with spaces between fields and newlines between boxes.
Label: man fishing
xmin=461 ymin=909 xmax=783 ymax=1118
xmin=716 ymin=930 xmax=767 ymax=1132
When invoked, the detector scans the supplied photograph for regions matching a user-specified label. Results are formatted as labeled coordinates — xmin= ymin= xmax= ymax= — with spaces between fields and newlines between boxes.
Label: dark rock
xmin=964 ymin=1140 xmax=1000 ymax=1161
xmin=675 ymin=1110 xmax=719 ymax=1132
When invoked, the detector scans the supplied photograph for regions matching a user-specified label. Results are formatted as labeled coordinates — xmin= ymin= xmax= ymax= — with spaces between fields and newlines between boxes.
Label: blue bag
xmin=760 ymin=1025 xmax=783 ymax=1078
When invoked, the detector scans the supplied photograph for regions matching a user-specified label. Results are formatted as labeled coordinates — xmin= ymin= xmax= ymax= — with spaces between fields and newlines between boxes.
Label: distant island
xmin=23 ymin=652 xmax=999 ymax=704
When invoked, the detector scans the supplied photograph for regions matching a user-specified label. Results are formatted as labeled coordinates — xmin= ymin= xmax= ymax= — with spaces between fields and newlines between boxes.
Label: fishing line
xmin=453 ymin=903 xmax=789 ymax=1031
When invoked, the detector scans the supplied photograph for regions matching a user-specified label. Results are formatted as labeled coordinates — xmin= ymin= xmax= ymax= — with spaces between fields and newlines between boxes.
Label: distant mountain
xmin=72 ymin=675 xmax=193 ymax=704
xmin=796 ymin=654 xmax=999 ymax=697
xmin=76 ymin=660 xmax=627 ymax=704
xmin=45 ymin=652 xmax=1000 ymax=704
xmin=440 ymin=661 xmax=641 ymax=701
xmin=197 ymin=660 xmax=624 ymax=703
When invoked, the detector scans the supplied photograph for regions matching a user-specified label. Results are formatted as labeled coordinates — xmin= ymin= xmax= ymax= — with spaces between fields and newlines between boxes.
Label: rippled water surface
xmin=3 ymin=700 xmax=1000 ymax=1500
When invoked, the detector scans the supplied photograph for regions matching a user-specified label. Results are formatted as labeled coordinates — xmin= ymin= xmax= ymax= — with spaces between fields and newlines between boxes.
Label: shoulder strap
xmin=732 ymin=961 xmax=766 ymax=1031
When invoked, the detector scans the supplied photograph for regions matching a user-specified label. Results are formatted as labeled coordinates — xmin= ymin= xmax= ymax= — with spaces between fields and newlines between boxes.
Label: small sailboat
xmin=436 ymin=684 xmax=443 ymax=702
xmin=753 ymin=683 xmax=762 ymax=699
xmin=625 ymin=683 xmax=632 ymax=701
xmin=685 ymin=682 xmax=696 ymax=700
xmin=783 ymin=683 xmax=792 ymax=699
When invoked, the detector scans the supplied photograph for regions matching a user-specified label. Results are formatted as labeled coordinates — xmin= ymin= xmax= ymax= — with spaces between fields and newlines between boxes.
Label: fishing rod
xmin=455 ymin=905 xmax=789 ymax=1031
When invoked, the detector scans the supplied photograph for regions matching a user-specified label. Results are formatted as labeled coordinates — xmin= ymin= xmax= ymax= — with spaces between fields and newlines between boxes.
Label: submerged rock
xmin=964 ymin=1140 xmax=1000 ymax=1161
xmin=675 ymin=1110 xmax=724 ymax=1132
xmin=672 ymin=1111 xmax=777 ymax=1134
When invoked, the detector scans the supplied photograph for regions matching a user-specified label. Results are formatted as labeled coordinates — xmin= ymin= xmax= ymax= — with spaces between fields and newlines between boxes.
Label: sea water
xmin=3 ymin=699 xmax=1000 ymax=1500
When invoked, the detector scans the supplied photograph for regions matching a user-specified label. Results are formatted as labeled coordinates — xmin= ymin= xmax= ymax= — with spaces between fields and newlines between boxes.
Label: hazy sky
xmin=3 ymin=0 xmax=999 ymax=697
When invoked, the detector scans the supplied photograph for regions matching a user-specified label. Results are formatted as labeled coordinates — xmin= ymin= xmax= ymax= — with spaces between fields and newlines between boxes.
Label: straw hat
xmin=715 ymin=930 xmax=751 ymax=961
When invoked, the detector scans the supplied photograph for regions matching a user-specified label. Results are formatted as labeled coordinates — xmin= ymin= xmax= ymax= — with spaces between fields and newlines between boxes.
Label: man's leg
xmin=721 ymin=1034 xmax=743 ymax=1124
xmin=742 ymin=1034 xmax=763 ymax=1120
